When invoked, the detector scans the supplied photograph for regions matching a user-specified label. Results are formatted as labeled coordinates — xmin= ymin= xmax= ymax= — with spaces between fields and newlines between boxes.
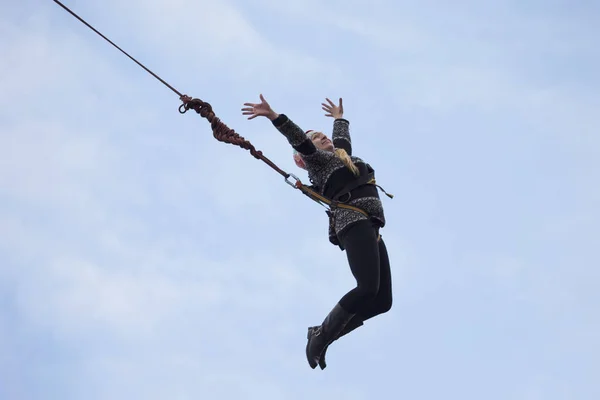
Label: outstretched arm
xmin=322 ymin=97 xmax=352 ymax=155
xmin=332 ymin=118 xmax=351 ymax=155
xmin=242 ymin=94 xmax=316 ymax=156
xmin=272 ymin=114 xmax=317 ymax=156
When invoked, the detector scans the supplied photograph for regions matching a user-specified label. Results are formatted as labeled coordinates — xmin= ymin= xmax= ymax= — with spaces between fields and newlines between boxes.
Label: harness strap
xmin=332 ymin=172 xmax=376 ymax=202
xmin=295 ymin=182 xmax=370 ymax=217
xmin=367 ymin=178 xmax=394 ymax=199
xmin=295 ymin=176 xmax=390 ymax=249
xmin=293 ymin=172 xmax=394 ymax=218
xmin=332 ymin=173 xmax=395 ymax=203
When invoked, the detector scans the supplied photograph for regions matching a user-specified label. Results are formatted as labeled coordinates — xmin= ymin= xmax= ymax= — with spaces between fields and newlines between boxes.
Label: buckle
xmin=337 ymin=192 xmax=351 ymax=203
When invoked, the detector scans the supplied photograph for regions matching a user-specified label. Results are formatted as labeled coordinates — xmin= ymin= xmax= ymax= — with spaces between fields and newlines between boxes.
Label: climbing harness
xmin=53 ymin=0 xmax=392 ymax=219
xmin=322 ymin=171 xmax=393 ymax=248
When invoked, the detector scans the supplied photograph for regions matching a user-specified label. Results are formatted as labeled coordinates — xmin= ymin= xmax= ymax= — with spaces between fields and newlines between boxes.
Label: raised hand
xmin=242 ymin=94 xmax=279 ymax=121
xmin=322 ymin=97 xmax=343 ymax=119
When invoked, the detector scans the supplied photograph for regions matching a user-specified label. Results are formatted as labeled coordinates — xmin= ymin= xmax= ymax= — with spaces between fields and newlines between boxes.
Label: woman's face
xmin=310 ymin=131 xmax=334 ymax=152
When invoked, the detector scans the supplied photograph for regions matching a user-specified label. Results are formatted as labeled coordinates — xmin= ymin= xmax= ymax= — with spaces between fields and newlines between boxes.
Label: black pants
xmin=337 ymin=219 xmax=393 ymax=321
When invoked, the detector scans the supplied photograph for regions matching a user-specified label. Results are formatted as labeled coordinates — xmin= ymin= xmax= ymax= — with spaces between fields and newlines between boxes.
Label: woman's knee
xmin=370 ymin=292 xmax=393 ymax=316
xmin=355 ymin=283 xmax=380 ymax=303
xmin=379 ymin=294 xmax=392 ymax=314
xmin=375 ymin=294 xmax=393 ymax=317
xmin=357 ymin=294 xmax=392 ymax=321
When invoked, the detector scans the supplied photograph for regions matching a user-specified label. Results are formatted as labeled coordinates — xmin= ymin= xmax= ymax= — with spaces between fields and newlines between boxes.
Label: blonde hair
xmin=334 ymin=148 xmax=360 ymax=176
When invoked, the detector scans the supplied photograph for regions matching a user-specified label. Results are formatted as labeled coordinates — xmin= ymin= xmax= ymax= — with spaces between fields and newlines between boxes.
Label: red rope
xmin=179 ymin=96 xmax=291 ymax=178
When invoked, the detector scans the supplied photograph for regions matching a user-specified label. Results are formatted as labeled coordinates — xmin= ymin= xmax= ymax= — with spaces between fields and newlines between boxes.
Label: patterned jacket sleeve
xmin=332 ymin=118 xmax=352 ymax=155
xmin=271 ymin=114 xmax=316 ymax=155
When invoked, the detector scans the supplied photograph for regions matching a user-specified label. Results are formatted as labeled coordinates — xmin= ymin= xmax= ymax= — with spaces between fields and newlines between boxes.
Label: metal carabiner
xmin=285 ymin=173 xmax=300 ymax=188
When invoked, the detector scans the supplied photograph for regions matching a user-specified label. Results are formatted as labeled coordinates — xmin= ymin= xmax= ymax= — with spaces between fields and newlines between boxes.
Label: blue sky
xmin=1 ymin=0 xmax=598 ymax=399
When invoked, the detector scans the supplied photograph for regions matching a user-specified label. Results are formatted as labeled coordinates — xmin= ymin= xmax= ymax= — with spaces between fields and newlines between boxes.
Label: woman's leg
xmin=354 ymin=237 xmax=393 ymax=320
xmin=315 ymin=234 xmax=392 ymax=369
xmin=338 ymin=220 xmax=382 ymax=313
xmin=306 ymin=219 xmax=381 ymax=369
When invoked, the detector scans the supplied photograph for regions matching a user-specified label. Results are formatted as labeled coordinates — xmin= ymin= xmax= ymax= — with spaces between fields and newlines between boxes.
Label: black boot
xmin=305 ymin=303 xmax=355 ymax=369
xmin=309 ymin=317 xmax=364 ymax=370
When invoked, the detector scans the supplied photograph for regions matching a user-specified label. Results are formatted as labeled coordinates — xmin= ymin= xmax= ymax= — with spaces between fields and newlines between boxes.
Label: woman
xmin=242 ymin=94 xmax=393 ymax=370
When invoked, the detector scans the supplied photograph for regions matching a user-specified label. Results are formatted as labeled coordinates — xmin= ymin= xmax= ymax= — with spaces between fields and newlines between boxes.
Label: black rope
xmin=53 ymin=0 xmax=183 ymax=98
